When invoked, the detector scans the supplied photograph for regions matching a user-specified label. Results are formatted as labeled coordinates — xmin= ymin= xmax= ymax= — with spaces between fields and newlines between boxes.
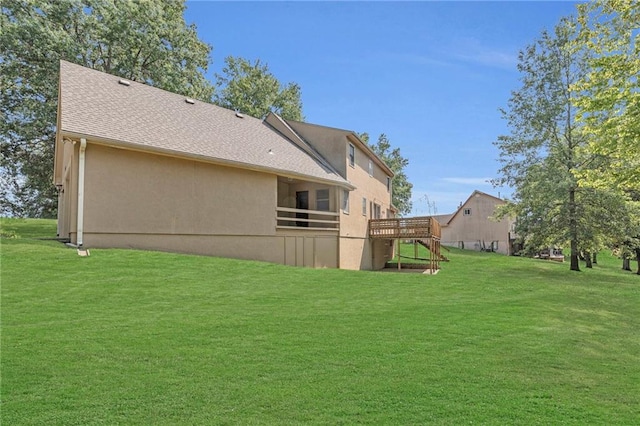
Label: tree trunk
xmin=622 ymin=257 xmax=631 ymax=271
xmin=569 ymin=188 xmax=580 ymax=271
xmin=584 ymin=251 xmax=593 ymax=268
xmin=592 ymin=253 xmax=597 ymax=264
xmin=636 ymin=248 xmax=640 ymax=275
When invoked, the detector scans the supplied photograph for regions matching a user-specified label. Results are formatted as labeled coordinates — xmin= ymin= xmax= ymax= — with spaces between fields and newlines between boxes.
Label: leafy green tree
xmin=360 ymin=133 xmax=413 ymax=216
xmin=614 ymin=191 xmax=640 ymax=274
xmin=214 ymin=56 xmax=303 ymax=121
xmin=571 ymin=0 xmax=640 ymax=191
xmin=1 ymin=0 xmax=213 ymax=217
xmin=494 ymin=18 xmax=594 ymax=271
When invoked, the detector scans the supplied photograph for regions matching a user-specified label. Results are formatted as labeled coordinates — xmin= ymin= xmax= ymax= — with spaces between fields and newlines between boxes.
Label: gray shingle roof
xmin=58 ymin=61 xmax=351 ymax=187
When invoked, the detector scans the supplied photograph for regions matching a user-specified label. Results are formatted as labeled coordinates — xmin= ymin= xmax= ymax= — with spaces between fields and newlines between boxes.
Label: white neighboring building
xmin=435 ymin=190 xmax=515 ymax=255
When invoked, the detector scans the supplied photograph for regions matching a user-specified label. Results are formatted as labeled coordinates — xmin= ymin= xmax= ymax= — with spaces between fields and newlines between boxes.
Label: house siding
xmin=339 ymin=138 xmax=394 ymax=270
xmin=279 ymin=120 xmax=395 ymax=270
xmin=59 ymin=142 xmax=339 ymax=267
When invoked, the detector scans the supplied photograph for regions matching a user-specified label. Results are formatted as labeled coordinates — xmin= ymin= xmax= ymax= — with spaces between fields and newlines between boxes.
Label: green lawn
xmin=2 ymin=219 xmax=639 ymax=424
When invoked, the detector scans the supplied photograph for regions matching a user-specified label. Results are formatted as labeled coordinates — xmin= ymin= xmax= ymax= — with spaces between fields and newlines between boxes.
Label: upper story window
xmin=316 ymin=189 xmax=330 ymax=211
xmin=386 ymin=177 xmax=391 ymax=192
xmin=348 ymin=143 xmax=355 ymax=167
xmin=362 ymin=197 xmax=367 ymax=216
xmin=373 ymin=203 xmax=382 ymax=219
xmin=463 ymin=208 xmax=472 ymax=216
xmin=342 ymin=190 xmax=350 ymax=214
xmin=368 ymin=160 xmax=373 ymax=176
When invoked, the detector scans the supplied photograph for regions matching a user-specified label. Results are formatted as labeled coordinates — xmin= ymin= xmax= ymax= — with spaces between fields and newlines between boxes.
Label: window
xmin=368 ymin=160 xmax=373 ymax=176
xmin=386 ymin=177 xmax=391 ymax=192
xmin=362 ymin=197 xmax=367 ymax=216
xmin=316 ymin=189 xmax=330 ymax=211
xmin=463 ymin=208 xmax=472 ymax=216
xmin=342 ymin=190 xmax=350 ymax=214
xmin=373 ymin=203 xmax=381 ymax=219
xmin=348 ymin=144 xmax=355 ymax=167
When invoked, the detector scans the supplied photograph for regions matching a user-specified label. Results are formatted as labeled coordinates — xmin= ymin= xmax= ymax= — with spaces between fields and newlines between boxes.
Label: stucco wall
xmin=286 ymin=122 xmax=348 ymax=178
xmin=60 ymin=141 xmax=339 ymax=268
xmin=274 ymin=122 xmax=394 ymax=270
xmin=83 ymin=144 xmax=276 ymax=236
xmin=338 ymin=139 xmax=393 ymax=270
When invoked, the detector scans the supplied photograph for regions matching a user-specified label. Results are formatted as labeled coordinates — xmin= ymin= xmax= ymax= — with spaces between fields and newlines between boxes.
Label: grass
xmin=2 ymin=218 xmax=639 ymax=424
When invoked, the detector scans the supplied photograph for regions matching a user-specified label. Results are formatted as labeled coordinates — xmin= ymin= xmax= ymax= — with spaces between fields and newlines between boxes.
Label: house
xmin=54 ymin=61 xmax=407 ymax=270
xmin=436 ymin=190 xmax=515 ymax=255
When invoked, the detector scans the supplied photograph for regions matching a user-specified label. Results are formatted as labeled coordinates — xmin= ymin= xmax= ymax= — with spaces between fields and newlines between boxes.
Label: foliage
xmin=571 ymin=0 xmax=640 ymax=190
xmin=0 ymin=0 xmax=214 ymax=217
xmin=360 ymin=133 xmax=413 ymax=215
xmin=214 ymin=56 xmax=303 ymax=121
xmin=495 ymin=18 xmax=598 ymax=271
xmin=2 ymin=219 xmax=639 ymax=424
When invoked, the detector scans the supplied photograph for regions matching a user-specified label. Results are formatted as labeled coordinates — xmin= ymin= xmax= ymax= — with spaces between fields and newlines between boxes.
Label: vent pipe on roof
xmin=235 ymin=111 xmax=244 ymax=119
xmin=185 ymin=98 xmax=195 ymax=104
xmin=77 ymin=138 xmax=87 ymax=248
xmin=118 ymin=79 xmax=131 ymax=86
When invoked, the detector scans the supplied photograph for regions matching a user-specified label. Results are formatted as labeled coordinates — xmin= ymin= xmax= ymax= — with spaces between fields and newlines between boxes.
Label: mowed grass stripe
xmin=1 ymin=219 xmax=639 ymax=424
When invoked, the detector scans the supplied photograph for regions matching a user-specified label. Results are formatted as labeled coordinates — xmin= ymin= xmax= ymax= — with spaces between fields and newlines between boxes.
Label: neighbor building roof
xmin=55 ymin=60 xmax=352 ymax=188
xmin=444 ymin=190 xmax=506 ymax=224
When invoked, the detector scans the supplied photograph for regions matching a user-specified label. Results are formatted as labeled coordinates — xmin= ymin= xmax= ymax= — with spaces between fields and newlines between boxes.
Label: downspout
xmin=77 ymin=138 xmax=87 ymax=247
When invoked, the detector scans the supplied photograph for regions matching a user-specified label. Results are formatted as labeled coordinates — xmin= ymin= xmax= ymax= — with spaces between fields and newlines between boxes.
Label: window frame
xmin=342 ymin=190 xmax=350 ymax=214
xmin=348 ymin=143 xmax=355 ymax=168
xmin=373 ymin=203 xmax=382 ymax=219
xmin=316 ymin=189 xmax=330 ymax=211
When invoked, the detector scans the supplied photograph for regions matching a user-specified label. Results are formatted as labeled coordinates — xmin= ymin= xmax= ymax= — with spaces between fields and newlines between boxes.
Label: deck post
xmin=433 ymin=237 xmax=436 ymax=273
xmin=397 ymin=237 xmax=401 ymax=270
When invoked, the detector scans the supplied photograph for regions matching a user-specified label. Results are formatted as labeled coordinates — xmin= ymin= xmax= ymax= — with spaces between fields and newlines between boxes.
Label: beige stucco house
xmin=54 ymin=61 xmax=400 ymax=270
xmin=435 ymin=190 xmax=515 ymax=255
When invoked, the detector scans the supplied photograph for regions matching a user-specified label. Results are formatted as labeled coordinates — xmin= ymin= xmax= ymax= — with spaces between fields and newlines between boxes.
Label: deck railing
xmin=369 ymin=216 xmax=441 ymax=239
xmin=276 ymin=207 xmax=340 ymax=231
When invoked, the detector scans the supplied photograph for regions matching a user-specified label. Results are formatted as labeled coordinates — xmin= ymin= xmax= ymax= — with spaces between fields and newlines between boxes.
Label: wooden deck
xmin=368 ymin=216 xmax=441 ymax=239
xmin=369 ymin=216 xmax=443 ymax=273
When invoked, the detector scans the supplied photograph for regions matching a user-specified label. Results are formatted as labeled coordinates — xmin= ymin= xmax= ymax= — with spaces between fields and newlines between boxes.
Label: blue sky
xmin=184 ymin=1 xmax=579 ymax=215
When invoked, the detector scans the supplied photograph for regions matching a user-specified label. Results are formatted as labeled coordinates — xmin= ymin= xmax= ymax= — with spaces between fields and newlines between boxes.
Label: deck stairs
xmin=416 ymin=239 xmax=450 ymax=262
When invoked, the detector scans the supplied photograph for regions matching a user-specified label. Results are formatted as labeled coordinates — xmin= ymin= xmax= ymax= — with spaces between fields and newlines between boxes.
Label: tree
xmin=571 ymin=0 xmax=640 ymax=191
xmin=613 ymin=191 xmax=640 ymax=275
xmin=359 ymin=133 xmax=413 ymax=216
xmin=494 ymin=18 xmax=593 ymax=271
xmin=214 ymin=56 xmax=303 ymax=121
xmin=1 ymin=0 xmax=213 ymax=217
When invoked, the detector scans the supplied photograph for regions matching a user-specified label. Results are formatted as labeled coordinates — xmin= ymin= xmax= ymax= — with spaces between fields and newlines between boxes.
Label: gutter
xmin=61 ymin=130 xmax=356 ymax=191
xmin=77 ymin=138 xmax=87 ymax=247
